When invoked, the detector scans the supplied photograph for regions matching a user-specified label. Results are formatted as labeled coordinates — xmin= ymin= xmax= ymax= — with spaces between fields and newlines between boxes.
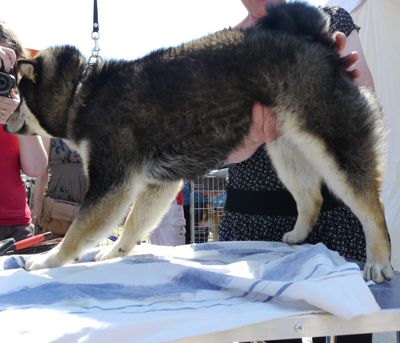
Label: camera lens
xmin=0 ymin=72 xmax=16 ymax=97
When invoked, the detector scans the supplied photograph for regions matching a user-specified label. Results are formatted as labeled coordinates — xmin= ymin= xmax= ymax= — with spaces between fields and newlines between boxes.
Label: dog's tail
xmin=256 ymin=1 xmax=334 ymax=48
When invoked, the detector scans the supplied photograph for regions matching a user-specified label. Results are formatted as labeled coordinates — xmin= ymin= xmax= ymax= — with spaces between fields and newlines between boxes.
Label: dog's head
xmin=5 ymin=45 xmax=86 ymax=138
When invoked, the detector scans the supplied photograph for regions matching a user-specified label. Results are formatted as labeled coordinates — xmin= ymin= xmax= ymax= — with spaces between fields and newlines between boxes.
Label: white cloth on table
xmin=0 ymin=241 xmax=379 ymax=343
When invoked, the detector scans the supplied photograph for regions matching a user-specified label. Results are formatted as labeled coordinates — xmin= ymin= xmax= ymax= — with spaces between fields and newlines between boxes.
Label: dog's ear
xmin=17 ymin=59 xmax=37 ymax=83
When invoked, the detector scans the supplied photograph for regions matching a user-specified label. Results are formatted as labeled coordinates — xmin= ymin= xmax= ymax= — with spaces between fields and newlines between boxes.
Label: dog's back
xmin=15 ymin=4 xmax=346 ymax=182
xmin=76 ymin=4 xmax=349 ymax=182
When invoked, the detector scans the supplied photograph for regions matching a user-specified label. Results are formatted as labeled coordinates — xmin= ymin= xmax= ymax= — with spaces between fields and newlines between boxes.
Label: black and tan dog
xmin=6 ymin=2 xmax=393 ymax=282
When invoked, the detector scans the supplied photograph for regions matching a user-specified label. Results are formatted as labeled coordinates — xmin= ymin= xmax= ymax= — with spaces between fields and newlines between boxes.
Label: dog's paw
xmin=282 ymin=229 xmax=308 ymax=245
xmin=95 ymin=245 xmax=128 ymax=262
xmin=24 ymin=248 xmax=66 ymax=271
xmin=363 ymin=261 xmax=393 ymax=283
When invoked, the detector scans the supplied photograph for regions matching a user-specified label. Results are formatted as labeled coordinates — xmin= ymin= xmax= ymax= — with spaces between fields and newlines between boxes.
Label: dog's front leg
xmin=24 ymin=186 xmax=133 ymax=270
xmin=95 ymin=181 xmax=182 ymax=261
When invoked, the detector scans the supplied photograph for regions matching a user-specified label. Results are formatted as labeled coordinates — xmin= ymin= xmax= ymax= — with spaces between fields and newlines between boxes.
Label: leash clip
xmin=88 ymin=29 xmax=102 ymax=66
xmin=87 ymin=0 xmax=102 ymax=66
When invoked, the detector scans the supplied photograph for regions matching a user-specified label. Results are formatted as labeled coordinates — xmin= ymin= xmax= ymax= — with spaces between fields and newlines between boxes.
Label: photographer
xmin=0 ymin=21 xmax=47 ymax=242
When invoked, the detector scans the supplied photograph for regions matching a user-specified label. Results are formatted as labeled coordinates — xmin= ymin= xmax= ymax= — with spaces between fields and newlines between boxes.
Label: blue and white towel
xmin=0 ymin=241 xmax=379 ymax=343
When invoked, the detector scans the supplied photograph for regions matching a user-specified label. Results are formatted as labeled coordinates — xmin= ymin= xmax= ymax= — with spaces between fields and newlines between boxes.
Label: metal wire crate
xmin=190 ymin=169 xmax=227 ymax=243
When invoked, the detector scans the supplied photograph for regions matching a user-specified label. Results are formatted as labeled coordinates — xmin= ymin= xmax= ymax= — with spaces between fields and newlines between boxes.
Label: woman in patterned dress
xmin=32 ymin=137 xmax=87 ymax=235
xmin=220 ymin=1 xmax=375 ymax=343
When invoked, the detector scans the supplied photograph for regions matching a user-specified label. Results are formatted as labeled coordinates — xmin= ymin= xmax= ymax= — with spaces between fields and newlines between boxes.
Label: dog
xmin=6 ymin=2 xmax=393 ymax=282
xmin=196 ymin=204 xmax=223 ymax=242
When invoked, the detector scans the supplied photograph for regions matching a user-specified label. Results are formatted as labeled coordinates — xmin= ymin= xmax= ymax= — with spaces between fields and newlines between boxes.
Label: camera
xmin=0 ymin=69 xmax=16 ymax=97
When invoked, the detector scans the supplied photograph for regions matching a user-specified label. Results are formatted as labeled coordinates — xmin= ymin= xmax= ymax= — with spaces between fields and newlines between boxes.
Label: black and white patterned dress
xmin=46 ymin=138 xmax=87 ymax=204
xmin=219 ymin=7 xmax=367 ymax=262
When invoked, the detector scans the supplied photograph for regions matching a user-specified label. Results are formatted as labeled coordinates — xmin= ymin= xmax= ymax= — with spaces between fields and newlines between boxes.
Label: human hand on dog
xmin=224 ymin=103 xmax=278 ymax=164
xmin=225 ymin=33 xmax=362 ymax=164
xmin=334 ymin=31 xmax=360 ymax=80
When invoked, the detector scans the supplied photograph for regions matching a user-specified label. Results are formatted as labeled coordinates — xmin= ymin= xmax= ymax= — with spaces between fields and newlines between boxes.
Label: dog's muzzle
xmin=3 ymin=112 xmax=28 ymax=134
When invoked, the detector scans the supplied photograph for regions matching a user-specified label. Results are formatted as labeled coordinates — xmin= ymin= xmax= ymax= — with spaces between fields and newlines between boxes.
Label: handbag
xmin=37 ymin=196 xmax=81 ymax=236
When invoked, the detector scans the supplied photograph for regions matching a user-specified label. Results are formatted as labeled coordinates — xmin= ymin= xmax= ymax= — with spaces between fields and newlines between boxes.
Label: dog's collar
xmin=74 ymin=55 xmax=102 ymax=96
xmin=66 ymin=61 xmax=97 ymax=118
xmin=75 ymin=63 xmax=93 ymax=95
xmin=72 ymin=60 xmax=99 ymax=100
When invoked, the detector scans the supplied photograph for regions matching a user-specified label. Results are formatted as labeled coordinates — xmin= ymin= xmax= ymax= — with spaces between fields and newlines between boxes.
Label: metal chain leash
xmin=87 ymin=0 xmax=102 ymax=66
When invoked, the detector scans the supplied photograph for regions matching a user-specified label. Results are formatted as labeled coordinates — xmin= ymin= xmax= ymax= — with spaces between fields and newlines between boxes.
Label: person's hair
xmin=0 ymin=20 xmax=29 ymax=59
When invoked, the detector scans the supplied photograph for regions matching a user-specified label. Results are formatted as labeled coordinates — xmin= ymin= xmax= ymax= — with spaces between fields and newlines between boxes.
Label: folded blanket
xmin=0 ymin=241 xmax=379 ymax=343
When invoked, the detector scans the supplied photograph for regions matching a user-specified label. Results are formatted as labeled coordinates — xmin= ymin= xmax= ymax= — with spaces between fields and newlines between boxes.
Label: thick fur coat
xmin=7 ymin=2 xmax=392 ymax=282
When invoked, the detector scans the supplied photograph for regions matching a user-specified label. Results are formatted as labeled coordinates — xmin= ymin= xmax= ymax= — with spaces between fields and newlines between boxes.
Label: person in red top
xmin=0 ymin=20 xmax=48 ymax=242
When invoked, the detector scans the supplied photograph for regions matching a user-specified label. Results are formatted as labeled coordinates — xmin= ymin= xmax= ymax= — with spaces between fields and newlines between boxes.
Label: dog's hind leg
xmin=319 ymin=164 xmax=392 ymax=282
xmin=266 ymin=138 xmax=323 ymax=244
xmin=285 ymin=130 xmax=393 ymax=283
xmin=95 ymin=180 xmax=183 ymax=261
xmin=24 ymin=182 xmax=135 ymax=270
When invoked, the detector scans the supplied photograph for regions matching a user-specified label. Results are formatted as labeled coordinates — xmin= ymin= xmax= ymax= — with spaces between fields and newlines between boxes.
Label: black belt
xmin=224 ymin=185 xmax=343 ymax=216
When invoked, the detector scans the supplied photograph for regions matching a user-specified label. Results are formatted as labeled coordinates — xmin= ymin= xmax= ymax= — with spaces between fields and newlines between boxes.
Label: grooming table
xmin=0 ymin=241 xmax=399 ymax=342
xmin=176 ymin=271 xmax=400 ymax=342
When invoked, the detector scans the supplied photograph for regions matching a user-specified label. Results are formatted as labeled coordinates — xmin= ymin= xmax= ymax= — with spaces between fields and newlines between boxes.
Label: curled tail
xmin=256 ymin=1 xmax=335 ymax=48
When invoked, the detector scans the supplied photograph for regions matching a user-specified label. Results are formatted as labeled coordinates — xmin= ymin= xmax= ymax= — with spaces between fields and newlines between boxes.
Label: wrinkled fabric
xmin=0 ymin=241 xmax=378 ymax=343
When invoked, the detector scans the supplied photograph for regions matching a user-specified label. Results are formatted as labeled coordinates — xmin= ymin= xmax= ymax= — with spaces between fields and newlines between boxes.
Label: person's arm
xmin=224 ymin=103 xmax=277 ymax=164
xmin=18 ymin=135 xmax=48 ymax=177
xmin=0 ymin=75 xmax=48 ymax=177
xmin=30 ymin=136 xmax=51 ymax=224
xmin=0 ymin=45 xmax=48 ymax=178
